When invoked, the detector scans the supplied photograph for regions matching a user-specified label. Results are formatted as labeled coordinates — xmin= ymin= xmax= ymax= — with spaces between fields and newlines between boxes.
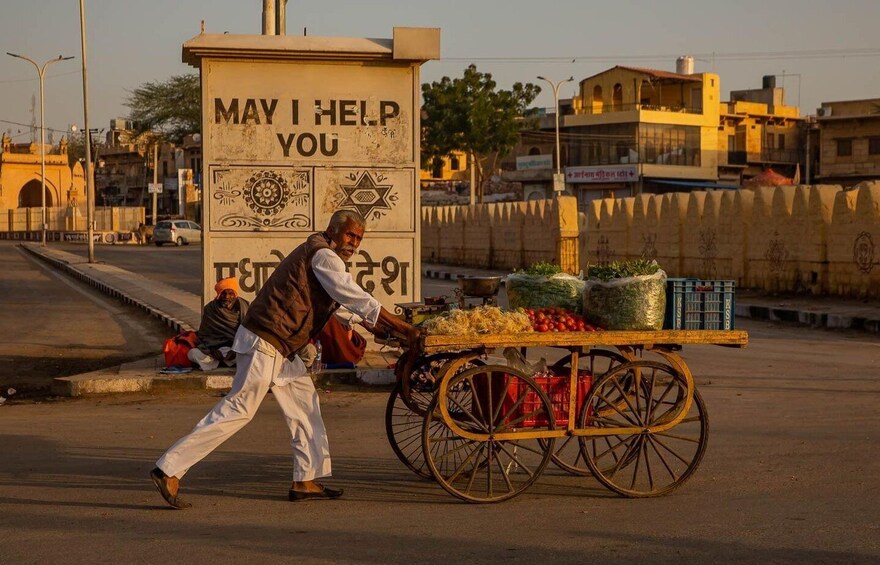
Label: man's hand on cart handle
xmin=364 ymin=306 xmax=423 ymax=349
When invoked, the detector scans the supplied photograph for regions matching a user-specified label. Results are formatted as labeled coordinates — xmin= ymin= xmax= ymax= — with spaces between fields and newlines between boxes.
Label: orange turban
xmin=214 ymin=277 xmax=240 ymax=298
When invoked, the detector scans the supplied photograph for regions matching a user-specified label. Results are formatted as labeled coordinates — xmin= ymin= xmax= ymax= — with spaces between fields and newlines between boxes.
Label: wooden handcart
xmin=385 ymin=330 xmax=748 ymax=503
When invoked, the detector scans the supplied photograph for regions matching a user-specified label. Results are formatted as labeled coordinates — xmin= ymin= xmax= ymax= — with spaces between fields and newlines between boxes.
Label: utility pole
xmin=152 ymin=143 xmax=159 ymax=226
xmin=469 ymin=153 xmax=476 ymax=206
xmin=79 ymin=0 xmax=95 ymax=262
xmin=805 ymin=123 xmax=812 ymax=185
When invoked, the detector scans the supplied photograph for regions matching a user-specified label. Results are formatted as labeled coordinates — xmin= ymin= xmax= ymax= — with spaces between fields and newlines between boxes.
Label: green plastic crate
xmin=664 ymin=279 xmax=735 ymax=330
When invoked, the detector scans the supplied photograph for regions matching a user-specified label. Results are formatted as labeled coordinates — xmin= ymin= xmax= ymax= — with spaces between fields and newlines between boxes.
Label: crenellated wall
xmin=580 ymin=182 xmax=880 ymax=297
xmin=423 ymin=184 xmax=878 ymax=297
xmin=421 ymin=196 xmax=580 ymax=273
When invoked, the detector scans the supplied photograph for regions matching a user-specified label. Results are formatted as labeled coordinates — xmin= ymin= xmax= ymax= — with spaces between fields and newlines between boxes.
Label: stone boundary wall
xmin=421 ymin=196 xmax=580 ymax=273
xmin=580 ymin=182 xmax=880 ymax=298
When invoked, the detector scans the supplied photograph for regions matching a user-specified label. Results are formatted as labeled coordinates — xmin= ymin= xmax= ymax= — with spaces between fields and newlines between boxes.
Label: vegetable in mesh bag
xmin=506 ymin=272 xmax=586 ymax=314
xmin=583 ymin=268 xmax=667 ymax=330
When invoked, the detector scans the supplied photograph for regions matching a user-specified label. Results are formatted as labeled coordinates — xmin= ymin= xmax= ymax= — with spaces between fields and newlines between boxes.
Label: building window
xmin=778 ymin=133 xmax=785 ymax=150
xmin=431 ymin=157 xmax=443 ymax=178
xmin=869 ymin=137 xmax=880 ymax=155
xmin=837 ymin=139 xmax=852 ymax=157
xmin=528 ymin=147 xmax=541 ymax=156
xmin=612 ymin=83 xmax=623 ymax=109
xmin=450 ymin=155 xmax=460 ymax=170
xmin=766 ymin=133 xmax=775 ymax=149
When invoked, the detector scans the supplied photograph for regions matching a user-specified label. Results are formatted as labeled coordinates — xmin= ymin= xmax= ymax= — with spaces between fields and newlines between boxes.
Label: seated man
xmin=188 ymin=277 xmax=249 ymax=371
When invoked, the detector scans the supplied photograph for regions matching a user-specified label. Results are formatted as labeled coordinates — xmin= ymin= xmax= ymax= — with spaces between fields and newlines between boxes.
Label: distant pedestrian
xmin=135 ymin=223 xmax=147 ymax=245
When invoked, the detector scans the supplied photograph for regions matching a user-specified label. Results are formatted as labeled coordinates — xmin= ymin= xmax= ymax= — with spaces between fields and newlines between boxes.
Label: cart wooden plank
xmin=421 ymin=329 xmax=748 ymax=352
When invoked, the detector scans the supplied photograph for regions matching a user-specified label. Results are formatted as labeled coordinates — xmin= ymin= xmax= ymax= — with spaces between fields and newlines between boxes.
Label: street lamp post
xmin=7 ymin=52 xmax=74 ymax=246
xmin=537 ymin=75 xmax=573 ymax=196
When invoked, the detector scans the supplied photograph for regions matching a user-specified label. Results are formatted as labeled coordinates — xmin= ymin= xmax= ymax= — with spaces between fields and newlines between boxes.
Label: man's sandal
xmin=288 ymin=485 xmax=344 ymax=501
xmin=150 ymin=467 xmax=192 ymax=509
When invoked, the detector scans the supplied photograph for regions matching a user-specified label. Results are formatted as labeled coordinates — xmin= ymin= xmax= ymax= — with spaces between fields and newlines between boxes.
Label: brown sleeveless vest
xmin=242 ymin=233 xmax=339 ymax=358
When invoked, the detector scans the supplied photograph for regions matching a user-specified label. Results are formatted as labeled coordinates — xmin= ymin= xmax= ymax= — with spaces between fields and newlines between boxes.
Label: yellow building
xmin=0 ymin=134 xmax=85 ymax=210
xmin=420 ymin=150 xmax=469 ymax=187
xmin=564 ymin=61 xmax=724 ymax=210
xmin=815 ymin=98 xmax=880 ymax=186
xmin=718 ymin=76 xmax=803 ymax=184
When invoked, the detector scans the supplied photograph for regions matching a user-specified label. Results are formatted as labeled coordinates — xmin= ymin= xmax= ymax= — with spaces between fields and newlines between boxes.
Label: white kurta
xmin=156 ymin=247 xmax=382 ymax=483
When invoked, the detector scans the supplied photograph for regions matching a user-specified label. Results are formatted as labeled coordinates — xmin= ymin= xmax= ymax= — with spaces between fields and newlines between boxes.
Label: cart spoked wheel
xmin=543 ymin=349 xmax=629 ymax=476
xmin=422 ymin=364 xmax=556 ymax=503
xmin=385 ymin=353 xmax=482 ymax=479
xmin=577 ymin=360 xmax=708 ymax=497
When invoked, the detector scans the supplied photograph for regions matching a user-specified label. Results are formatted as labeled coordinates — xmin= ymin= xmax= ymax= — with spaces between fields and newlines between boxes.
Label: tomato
xmin=577 ymin=322 xmax=586 ymax=331
xmin=556 ymin=322 xmax=567 ymax=332
xmin=537 ymin=323 xmax=549 ymax=333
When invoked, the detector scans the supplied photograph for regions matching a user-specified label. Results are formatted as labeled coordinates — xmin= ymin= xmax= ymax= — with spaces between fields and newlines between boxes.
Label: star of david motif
xmin=338 ymin=172 xmax=394 ymax=220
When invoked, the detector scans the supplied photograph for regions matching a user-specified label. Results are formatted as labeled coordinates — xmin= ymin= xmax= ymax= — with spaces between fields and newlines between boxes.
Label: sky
xmin=1 ymin=0 xmax=879 ymax=144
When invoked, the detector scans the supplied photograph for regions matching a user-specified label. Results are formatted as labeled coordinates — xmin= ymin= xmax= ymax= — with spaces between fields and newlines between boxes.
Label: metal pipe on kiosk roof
xmin=263 ymin=0 xmax=287 ymax=35
xmin=276 ymin=0 xmax=287 ymax=36
xmin=262 ymin=0 xmax=275 ymax=35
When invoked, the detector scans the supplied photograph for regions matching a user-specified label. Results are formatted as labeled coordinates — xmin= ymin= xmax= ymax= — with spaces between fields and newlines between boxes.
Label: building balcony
xmin=727 ymin=151 xmax=747 ymax=165
xmin=759 ymin=148 xmax=800 ymax=164
xmin=574 ymin=102 xmax=704 ymax=116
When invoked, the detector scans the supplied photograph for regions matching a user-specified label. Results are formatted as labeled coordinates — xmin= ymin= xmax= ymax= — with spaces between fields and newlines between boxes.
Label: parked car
xmin=154 ymin=220 xmax=202 ymax=246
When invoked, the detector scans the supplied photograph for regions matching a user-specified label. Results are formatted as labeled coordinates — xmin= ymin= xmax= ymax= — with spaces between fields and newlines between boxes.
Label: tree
xmin=125 ymin=74 xmax=201 ymax=144
xmin=421 ymin=65 xmax=541 ymax=203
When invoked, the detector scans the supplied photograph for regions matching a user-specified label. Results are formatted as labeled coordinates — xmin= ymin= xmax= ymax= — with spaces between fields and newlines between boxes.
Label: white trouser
xmin=187 ymin=346 xmax=236 ymax=371
xmin=156 ymin=332 xmax=332 ymax=482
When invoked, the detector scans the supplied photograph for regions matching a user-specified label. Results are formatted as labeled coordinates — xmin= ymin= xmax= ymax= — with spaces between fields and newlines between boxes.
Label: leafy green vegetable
xmin=583 ymin=269 xmax=667 ymax=330
xmin=517 ymin=262 xmax=563 ymax=276
xmin=507 ymin=272 xmax=585 ymax=313
xmin=587 ymin=259 xmax=661 ymax=281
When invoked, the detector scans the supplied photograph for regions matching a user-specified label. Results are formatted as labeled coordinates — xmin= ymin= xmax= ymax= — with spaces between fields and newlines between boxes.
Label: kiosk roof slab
xmin=183 ymin=28 xmax=439 ymax=66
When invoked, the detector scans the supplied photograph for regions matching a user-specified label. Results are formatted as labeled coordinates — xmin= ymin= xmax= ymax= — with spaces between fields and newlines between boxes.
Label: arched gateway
xmin=18 ymin=180 xmax=54 ymax=208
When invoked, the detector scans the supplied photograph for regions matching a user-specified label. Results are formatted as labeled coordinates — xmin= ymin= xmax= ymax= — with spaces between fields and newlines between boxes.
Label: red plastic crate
xmin=474 ymin=370 xmax=592 ymax=429
xmin=515 ymin=371 xmax=592 ymax=427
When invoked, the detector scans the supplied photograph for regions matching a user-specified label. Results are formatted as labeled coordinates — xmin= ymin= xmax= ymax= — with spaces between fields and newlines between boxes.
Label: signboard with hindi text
xmin=564 ymin=165 xmax=638 ymax=184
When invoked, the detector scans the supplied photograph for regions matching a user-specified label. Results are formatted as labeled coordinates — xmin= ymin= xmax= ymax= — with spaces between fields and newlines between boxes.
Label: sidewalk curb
xmin=20 ymin=243 xmax=193 ymax=334
xmin=423 ymin=267 xmax=880 ymax=333
xmin=733 ymin=304 xmax=880 ymax=333
xmin=52 ymin=366 xmax=394 ymax=397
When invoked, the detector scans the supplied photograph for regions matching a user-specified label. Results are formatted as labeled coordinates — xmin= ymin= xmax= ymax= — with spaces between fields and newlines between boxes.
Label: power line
xmin=0 ymin=118 xmax=72 ymax=135
xmin=439 ymin=46 xmax=880 ymax=64
xmin=0 ymin=68 xmax=82 ymax=84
